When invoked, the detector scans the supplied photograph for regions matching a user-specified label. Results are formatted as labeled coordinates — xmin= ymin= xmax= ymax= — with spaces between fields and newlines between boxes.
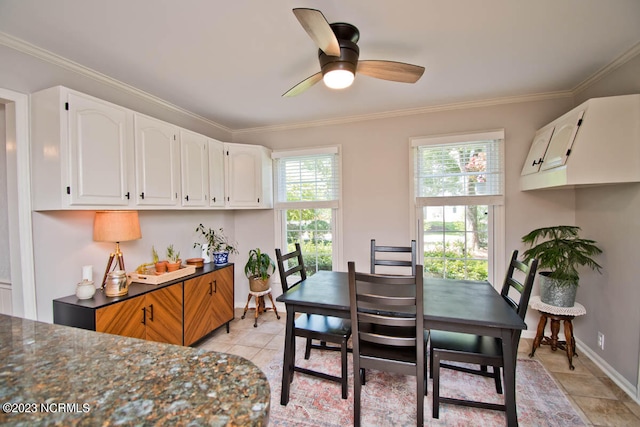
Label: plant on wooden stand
xmin=194 ymin=224 xmax=238 ymax=265
xmin=522 ymin=225 xmax=603 ymax=307
xmin=166 ymin=244 xmax=182 ymax=272
xmin=244 ymin=248 xmax=275 ymax=292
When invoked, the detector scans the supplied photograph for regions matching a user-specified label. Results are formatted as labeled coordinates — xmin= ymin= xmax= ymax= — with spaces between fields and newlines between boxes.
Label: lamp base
xmin=101 ymin=243 xmax=126 ymax=288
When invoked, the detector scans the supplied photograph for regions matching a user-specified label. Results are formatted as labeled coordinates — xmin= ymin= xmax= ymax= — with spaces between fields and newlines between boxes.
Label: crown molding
xmin=0 ymin=31 xmax=232 ymax=134
xmin=572 ymin=41 xmax=640 ymax=95
xmin=234 ymin=91 xmax=573 ymax=135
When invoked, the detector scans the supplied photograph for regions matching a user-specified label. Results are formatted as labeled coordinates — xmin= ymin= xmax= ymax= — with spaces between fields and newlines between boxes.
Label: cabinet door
xmin=540 ymin=109 xmax=585 ymax=171
xmin=180 ymin=130 xmax=209 ymax=207
xmin=134 ymin=114 xmax=180 ymax=206
xmin=68 ymin=92 xmax=133 ymax=206
xmin=225 ymin=144 xmax=262 ymax=207
xmin=208 ymin=139 xmax=226 ymax=207
xmin=145 ymin=283 xmax=183 ymax=345
xmin=184 ymin=274 xmax=214 ymax=346
xmin=96 ymin=296 xmax=146 ymax=339
xmin=210 ymin=266 xmax=234 ymax=331
xmin=521 ymin=125 xmax=555 ymax=176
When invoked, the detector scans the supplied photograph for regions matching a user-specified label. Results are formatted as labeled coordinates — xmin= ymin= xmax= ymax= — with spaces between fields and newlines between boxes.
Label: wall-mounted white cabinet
xmin=30 ymin=86 xmax=273 ymax=210
xmin=224 ymin=143 xmax=273 ymax=209
xmin=208 ymin=139 xmax=225 ymax=208
xmin=134 ymin=114 xmax=180 ymax=206
xmin=180 ymin=130 xmax=209 ymax=207
xmin=31 ymin=86 xmax=135 ymax=209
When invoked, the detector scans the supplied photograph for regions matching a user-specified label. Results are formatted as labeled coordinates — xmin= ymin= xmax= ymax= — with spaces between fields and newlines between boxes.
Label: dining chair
xmin=348 ymin=261 xmax=426 ymax=427
xmin=370 ymin=239 xmax=417 ymax=275
xmin=275 ymin=243 xmax=352 ymax=399
xmin=429 ymin=250 xmax=538 ymax=419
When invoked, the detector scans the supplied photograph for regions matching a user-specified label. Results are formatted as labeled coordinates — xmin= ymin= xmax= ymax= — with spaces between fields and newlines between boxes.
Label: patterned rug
xmin=263 ymin=346 xmax=586 ymax=426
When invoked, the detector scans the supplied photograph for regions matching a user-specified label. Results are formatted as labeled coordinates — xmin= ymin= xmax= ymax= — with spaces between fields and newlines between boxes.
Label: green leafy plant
xmin=152 ymin=246 xmax=160 ymax=263
xmin=522 ymin=225 xmax=602 ymax=286
xmin=166 ymin=244 xmax=181 ymax=263
xmin=244 ymin=248 xmax=275 ymax=281
xmin=194 ymin=224 xmax=238 ymax=254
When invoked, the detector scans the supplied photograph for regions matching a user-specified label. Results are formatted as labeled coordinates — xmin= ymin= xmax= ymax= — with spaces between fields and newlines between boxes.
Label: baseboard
xmin=575 ymin=338 xmax=640 ymax=405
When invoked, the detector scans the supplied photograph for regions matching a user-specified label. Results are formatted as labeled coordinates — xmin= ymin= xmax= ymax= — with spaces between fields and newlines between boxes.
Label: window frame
xmin=409 ymin=130 xmax=506 ymax=285
xmin=272 ymin=145 xmax=344 ymax=276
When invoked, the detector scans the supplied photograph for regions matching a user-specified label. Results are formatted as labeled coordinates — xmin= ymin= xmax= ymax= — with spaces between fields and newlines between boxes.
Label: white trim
xmin=411 ymin=129 xmax=505 ymax=147
xmin=416 ymin=195 xmax=505 ymax=207
xmin=271 ymin=145 xmax=339 ymax=159
xmin=0 ymin=87 xmax=37 ymax=320
xmin=274 ymin=200 xmax=339 ymax=210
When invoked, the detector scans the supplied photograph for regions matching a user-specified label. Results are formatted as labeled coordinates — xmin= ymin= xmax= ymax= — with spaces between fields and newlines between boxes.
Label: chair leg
xmin=493 ymin=366 xmax=503 ymax=394
xmin=354 ymin=360 xmax=361 ymax=427
xmin=433 ymin=351 xmax=440 ymax=419
xmin=304 ymin=338 xmax=312 ymax=360
xmin=341 ymin=339 xmax=348 ymax=399
xmin=429 ymin=344 xmax=434 ymax=379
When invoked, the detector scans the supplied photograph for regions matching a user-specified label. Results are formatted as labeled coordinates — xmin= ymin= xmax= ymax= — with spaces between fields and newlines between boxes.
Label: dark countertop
xmin=0 ymin=314 xmax=270 ymax=426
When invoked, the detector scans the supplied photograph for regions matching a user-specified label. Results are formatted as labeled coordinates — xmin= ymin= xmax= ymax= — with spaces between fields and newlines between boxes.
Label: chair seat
xmin=430 ymin=330 xmax=503 ymax=358
xmin=294 ymin=314 xmax=351 ymax=337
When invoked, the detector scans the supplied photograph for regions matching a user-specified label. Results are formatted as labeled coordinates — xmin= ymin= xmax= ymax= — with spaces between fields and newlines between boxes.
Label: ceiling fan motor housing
xmin=319 ymin=39 xmax=359 ymax=76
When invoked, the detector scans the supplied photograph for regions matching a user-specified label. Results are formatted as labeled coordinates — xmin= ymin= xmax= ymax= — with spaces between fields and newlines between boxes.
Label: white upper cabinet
xmin=539 ymin=109 xmax=584 ymax=172
xmin=180 ymin=130 xmax=209 ymax=207
xmin=520 ymin=125 xmax=555 ymax=176
xmin=31 ymin=86 xmax=134 ymax=209
xmin=208 ymin=139 xmax=225 ymax=208
xmin=134 ymin=114 xmax=180 ymax=206
xmin=224 ymin=143 xmax=273 ymax=209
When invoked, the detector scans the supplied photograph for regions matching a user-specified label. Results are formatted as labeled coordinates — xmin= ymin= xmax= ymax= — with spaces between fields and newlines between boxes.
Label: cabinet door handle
xmin=140 ymin=192 xmax=145 ymax=200
xmin=213 ymin=280 xmax=217 ymax=294
xmin=185 ymin=195 xmax=189 ymax=202
xmin=148 ymin=304 xmax=154 ymax=321
xmin=213 ymin=197 xmax=216 ymax=203
xmin=208 ymin=281 xmax=213 ymax=295
xmin=141 ymin=307 xmax=146 ymax=325
xmin=125 ymin=191 xmax=130 ymax=200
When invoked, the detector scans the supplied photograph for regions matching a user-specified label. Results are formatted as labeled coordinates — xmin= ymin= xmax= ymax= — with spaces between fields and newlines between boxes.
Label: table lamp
xmin=93 ymin=210 xmax=142 ymax=288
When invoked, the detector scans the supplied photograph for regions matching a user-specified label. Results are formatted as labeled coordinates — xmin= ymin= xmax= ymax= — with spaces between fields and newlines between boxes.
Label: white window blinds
xmin=273 ymin=147 xmax=341 ymax=209
xmin=412 ymin=131 xmax=504 ymax=198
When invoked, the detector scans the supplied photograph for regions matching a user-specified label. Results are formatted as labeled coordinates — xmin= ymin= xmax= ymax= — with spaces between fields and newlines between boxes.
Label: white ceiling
xmin=1 ymin=0 xmax=640 ymax=131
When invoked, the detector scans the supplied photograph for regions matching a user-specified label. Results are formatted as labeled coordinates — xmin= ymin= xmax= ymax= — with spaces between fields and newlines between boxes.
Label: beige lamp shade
xmin=93 ymin=211 xmax=142 ymax=242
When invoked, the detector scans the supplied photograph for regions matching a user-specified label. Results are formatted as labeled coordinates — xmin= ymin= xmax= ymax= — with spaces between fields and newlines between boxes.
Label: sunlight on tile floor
xmin=197 ymin=308 xmax=640 ymax=427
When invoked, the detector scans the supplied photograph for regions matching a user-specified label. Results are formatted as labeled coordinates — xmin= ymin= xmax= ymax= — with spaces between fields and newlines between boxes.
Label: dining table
xmin=276 ymin=270 xmax=526 ymax=427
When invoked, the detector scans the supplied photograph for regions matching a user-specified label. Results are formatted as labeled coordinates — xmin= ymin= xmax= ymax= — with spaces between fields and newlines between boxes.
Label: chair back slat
xmin=500 ymin=250 xmax=538 ymax=321
xmin=275 ymin=243 xmax=307 ymax=293
xmin=370 ymin=239 xmax=417 ymax=275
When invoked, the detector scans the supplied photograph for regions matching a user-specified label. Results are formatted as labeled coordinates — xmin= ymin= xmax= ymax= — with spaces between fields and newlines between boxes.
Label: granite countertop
xmin=0 ymin=314 xmax=270 ymax=426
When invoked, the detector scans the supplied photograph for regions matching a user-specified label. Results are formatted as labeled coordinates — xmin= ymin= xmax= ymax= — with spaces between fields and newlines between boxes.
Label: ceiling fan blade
xmin=357 ymin=60 xmax=425 ymax=83
xmin=293 ymin=8 xmax=340 ymax=57
xmin=282 ymin=72 xmax=323 ymax=97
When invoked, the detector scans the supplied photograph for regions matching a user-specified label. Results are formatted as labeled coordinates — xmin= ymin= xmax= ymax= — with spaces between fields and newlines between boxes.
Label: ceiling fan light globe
xmin=323 ymin=69 xmax=354 ymax=89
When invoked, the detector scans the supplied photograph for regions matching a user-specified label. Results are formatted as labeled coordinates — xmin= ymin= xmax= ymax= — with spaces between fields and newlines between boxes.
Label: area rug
xmin=263 ymin=346 xmax=586 ymax=426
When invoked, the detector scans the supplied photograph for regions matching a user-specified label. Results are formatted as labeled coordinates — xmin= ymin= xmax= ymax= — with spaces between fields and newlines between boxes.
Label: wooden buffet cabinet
xmin=53 ymin=264 xmax=234 ymax=346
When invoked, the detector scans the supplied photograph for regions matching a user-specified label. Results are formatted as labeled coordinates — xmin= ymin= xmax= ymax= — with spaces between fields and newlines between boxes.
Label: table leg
xmin=501 ymin=329 xmax=518 ymax=427
xmin=564 ymin=319 xmax=575 ymax=370
xmin=529 ymin=314 xmax=547 ymax=357
xmin=549 ymin=319 xmax=561 ymax=351
xmin=280 ymin=306 xmax=295 ymax=405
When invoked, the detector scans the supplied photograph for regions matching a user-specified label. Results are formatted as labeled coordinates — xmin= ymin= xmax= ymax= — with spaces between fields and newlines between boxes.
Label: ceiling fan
xmin=283 ymin=8 xmax=425 ymax=97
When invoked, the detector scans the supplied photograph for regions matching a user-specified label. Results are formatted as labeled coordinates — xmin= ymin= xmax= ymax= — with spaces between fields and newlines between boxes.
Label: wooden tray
xmin=128 ymin=265 xmax=196 ymax=285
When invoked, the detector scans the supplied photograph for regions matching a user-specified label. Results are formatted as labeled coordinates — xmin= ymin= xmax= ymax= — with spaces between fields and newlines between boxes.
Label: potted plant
xmin=244 ymin=248 xmax=276 ymax=292
xmin=194 ymin=224 xmax=238 ymax=265
xmin=166 ymin=244 xmax=182 ymax=272
xmin=522 ymin=225 xmax=603 ymax=307
xmin=152 ymin=245 xmax=168 ymax=273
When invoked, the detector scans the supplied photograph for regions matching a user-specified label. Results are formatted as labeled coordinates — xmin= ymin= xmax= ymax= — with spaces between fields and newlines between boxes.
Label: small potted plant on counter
xmin=522 ymin=225 xmax=603 ymax=307
xmin=195 ymin=224 xmax=238 ymax=265
xmin=244 ymin=248 xmax=276 ymax=292
xmin=166 ymin=244 xmax=182 ymax=272
xmin=152 ymin=245 xmax=168 ymax=273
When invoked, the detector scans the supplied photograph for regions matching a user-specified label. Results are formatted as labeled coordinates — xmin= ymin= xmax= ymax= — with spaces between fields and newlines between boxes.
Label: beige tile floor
xmin=197 ymin=307 xmax=640 ymax=426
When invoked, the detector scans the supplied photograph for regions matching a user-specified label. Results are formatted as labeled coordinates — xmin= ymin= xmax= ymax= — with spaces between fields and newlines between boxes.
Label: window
xmin=273 ymin=146 xmax=342 ymax=276
xmin=411 ymin=130 xmax=505 ymax=283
